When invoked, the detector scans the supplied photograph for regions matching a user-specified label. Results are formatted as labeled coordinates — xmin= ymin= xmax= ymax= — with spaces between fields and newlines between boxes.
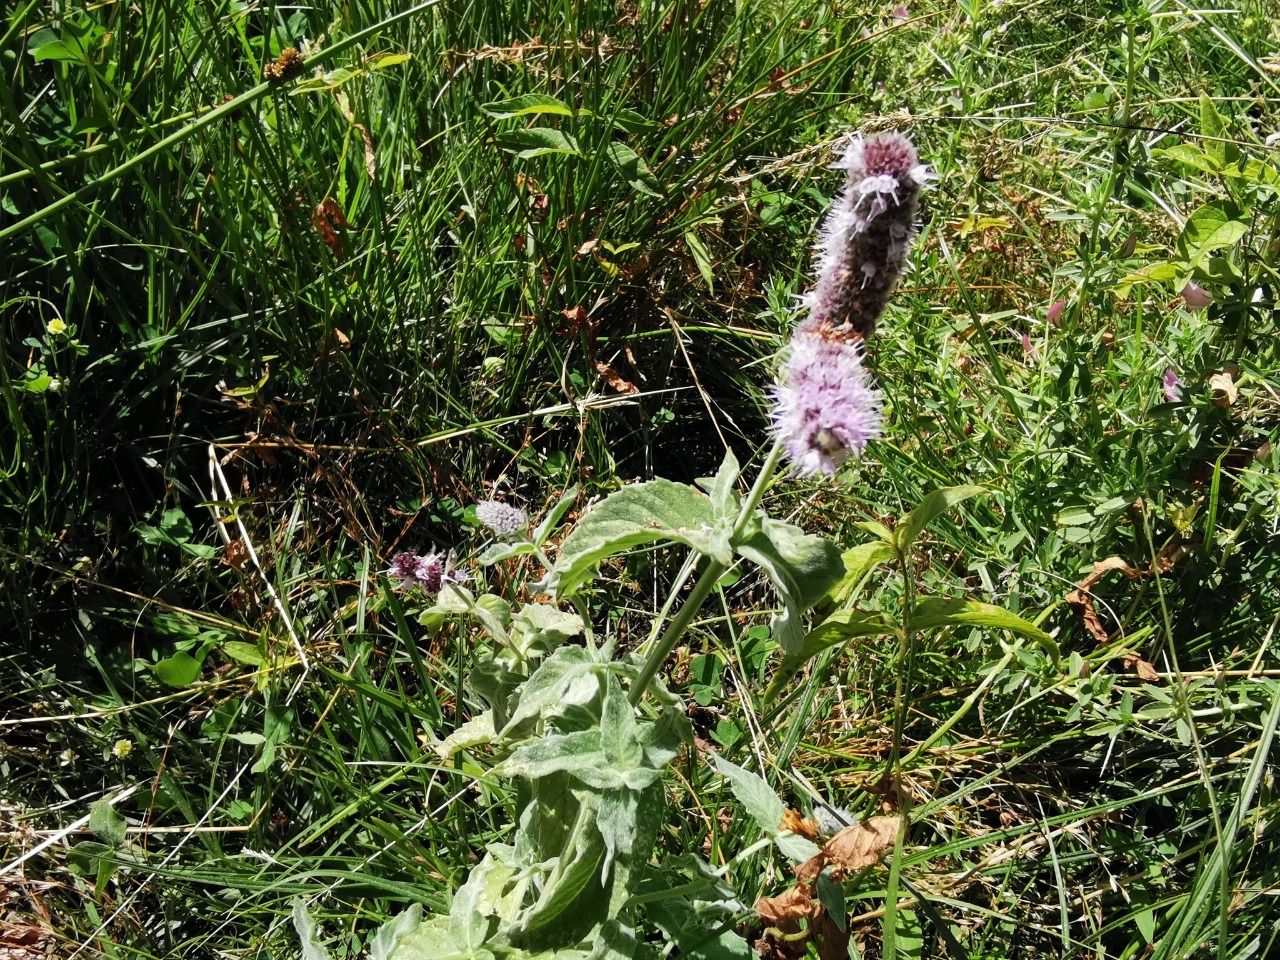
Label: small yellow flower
xmin=60 ymin=748 xmax=76 ymax=765
xmin=47 ymin=318 xmax=67 ymax=336
xmin=112 ymin=738 xmax=133 ymax=759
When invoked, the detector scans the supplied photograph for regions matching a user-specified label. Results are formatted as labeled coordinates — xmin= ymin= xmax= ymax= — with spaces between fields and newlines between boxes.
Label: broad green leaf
xmin=685 ymin=231 xmax=715 ymax=293
xmin=547 ymin=480 xmax=729 ymax=598
xmin=736 ymin=518 xmax=844 ymax=655
xmin=498 ymin=729 xmax=608 ymax=782
xmin=495 ymin=127 xmax=581 ymax=159
xmin=1154 ymin=144 xmax=1222 ymax=176
xmin=908 ymin=597 xmax=1059 ymax=659
xmin=292 ymin=899 xmax=335 ymax=960
xmin=599 ymin=674 xmax=643 ymax=771
xmin=597 ymin=787 xmax=641 ymax=879
xmin=381 ymin=914 xmax=471 ymax=960
xmin=369 ymin=53 xmax=413 ymax=71
xmin=643 ymin=856 xmax=752 ymax=960
xmin=89 ymin=799 xmax=127 ymax=847
xmin=857 ymin=519 xmax=896 ymax=543
xmin=532 ymin=484 xmax=579 ymax=546
xmin=221 ymin=641 xmax=265 ymax=665
xmin=481 ymin=93 xmax=576 ymax=119
xmin=893 ymin=485 xmax=987 ymax=556
xmin=827 ymin=541 xmax=897 ymax=608
xmin=152 ymin=650 xmax=202 ymax=687
xmin=518 ymin=821 xmax=607 ymax=935
xmin=797 ymin=610 xmax=896 ymax=661
xmin=1198 ymin=92 xmax=1237 ymax=165
xmin=22 ymin=373 xmax=52 ymax=393
xmin=711 ymin=754 xmax=783 ymax=838
xmin=605 ymin=142 xmax=663 ymax=197
xmin=1176 ymin=203 xmax=1247 ymax=272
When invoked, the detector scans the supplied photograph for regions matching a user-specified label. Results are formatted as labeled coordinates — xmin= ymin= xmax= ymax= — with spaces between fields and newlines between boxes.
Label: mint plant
xmin=293 ymin=133 xmax=1056 ymax=959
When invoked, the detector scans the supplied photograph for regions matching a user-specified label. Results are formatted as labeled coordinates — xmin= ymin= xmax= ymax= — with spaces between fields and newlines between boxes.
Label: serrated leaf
xmin=909 ymin=597 xmax=1059 ymax=659
xmin=89 ymin=799 xmax=127 ymax=847
xmin=481 ymin=93 xmax=576 ymax=119
xmin=1176 ymin=203 xmax=1247 ymax=271
xmin=435 ymin=712 xmax=496 ymax=757
xmin=736 ymin=518 xmax=844 ymax=655
xmin=711 ymin=754 xmax=783 ymax=839
xmin=382 ymin=914 xmax=471 ymax=960
xmin=370 ymin=905 xmax=423 ymax=960
xmin=547 ymin=480 xmax=729 ymax=598
xmin=502 ymin=646 xmax=599 ymax=731
xmin=605 ymin=142 xmax=663 ymax=197
xmin=893 ymin=485 xmax=987 ymax=556
xmin=495 ymin=127 xmax=581 ymax=159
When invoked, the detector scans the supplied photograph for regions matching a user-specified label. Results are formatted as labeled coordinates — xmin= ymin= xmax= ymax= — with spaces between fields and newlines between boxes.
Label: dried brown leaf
xmin=595 ymin=358 xmax=638 ymax=395
xmin=755 ymin=882 xmax=816 ymax=924
xmin=796 ymin=817 xmax=900 ymax=882
xmin=1209 ymin=365 xmax=1239 ymax=408
xmin=1122 ymin=652 xmax=1162 ymax=682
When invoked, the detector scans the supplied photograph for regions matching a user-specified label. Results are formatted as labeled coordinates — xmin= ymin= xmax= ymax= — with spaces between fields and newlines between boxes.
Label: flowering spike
xmin=804 ymin=132 xmax=931 ymax=342
xmin=772 ymin=131 xmax=929 ymax=475
xmin=772 ymin=331 xmax=883 ymax=476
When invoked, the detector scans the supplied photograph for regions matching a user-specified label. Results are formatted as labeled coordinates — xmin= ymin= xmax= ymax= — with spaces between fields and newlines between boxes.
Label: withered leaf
xmin=1209 ymin=365 xmax=1239 ymax=408
xmin=755 ymin=882 xmax=816 ymax=924
xmin=1122 ymin=652 xmax=1162 ymax=683
xmin=796 ymin=816 xmax=900 ymax=882
xmin=1066 ymin=556 xmax=1141 ymax=644
xmin=595 ymin=358 xmax=638 ymax=395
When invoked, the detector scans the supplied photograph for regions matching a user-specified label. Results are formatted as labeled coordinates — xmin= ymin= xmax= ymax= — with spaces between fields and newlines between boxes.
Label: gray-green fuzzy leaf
xmin=735 ymin=518 xmax=844 ymax=655
xmin=547 ymin=480 xmax=730 ymax=598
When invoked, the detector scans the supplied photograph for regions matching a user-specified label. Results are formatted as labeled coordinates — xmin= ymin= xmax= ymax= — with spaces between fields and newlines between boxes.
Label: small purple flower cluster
xmin=386 ymin=550 xmax=465 ymax=593
xmin=774 ymin=132 xmax=930 ymax=475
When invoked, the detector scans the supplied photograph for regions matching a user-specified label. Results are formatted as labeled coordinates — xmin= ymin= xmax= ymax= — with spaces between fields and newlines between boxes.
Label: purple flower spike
xmin=475 ymin=500 xmax=528 ymax=537
xmin=806 ymin=132 xmax=932 ymax=341
xmin=773 ymin=331 xmax=883 ymax=475
xmin=1181 ymin=282 xmax=1212 ymax=309
xmin=1163 ymin=369 xmax=1182 ymax=403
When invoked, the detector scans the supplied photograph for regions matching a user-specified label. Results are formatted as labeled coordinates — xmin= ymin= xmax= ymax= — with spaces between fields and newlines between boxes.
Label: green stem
xmin=628 ymin=443 xmax=786 ymax=706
